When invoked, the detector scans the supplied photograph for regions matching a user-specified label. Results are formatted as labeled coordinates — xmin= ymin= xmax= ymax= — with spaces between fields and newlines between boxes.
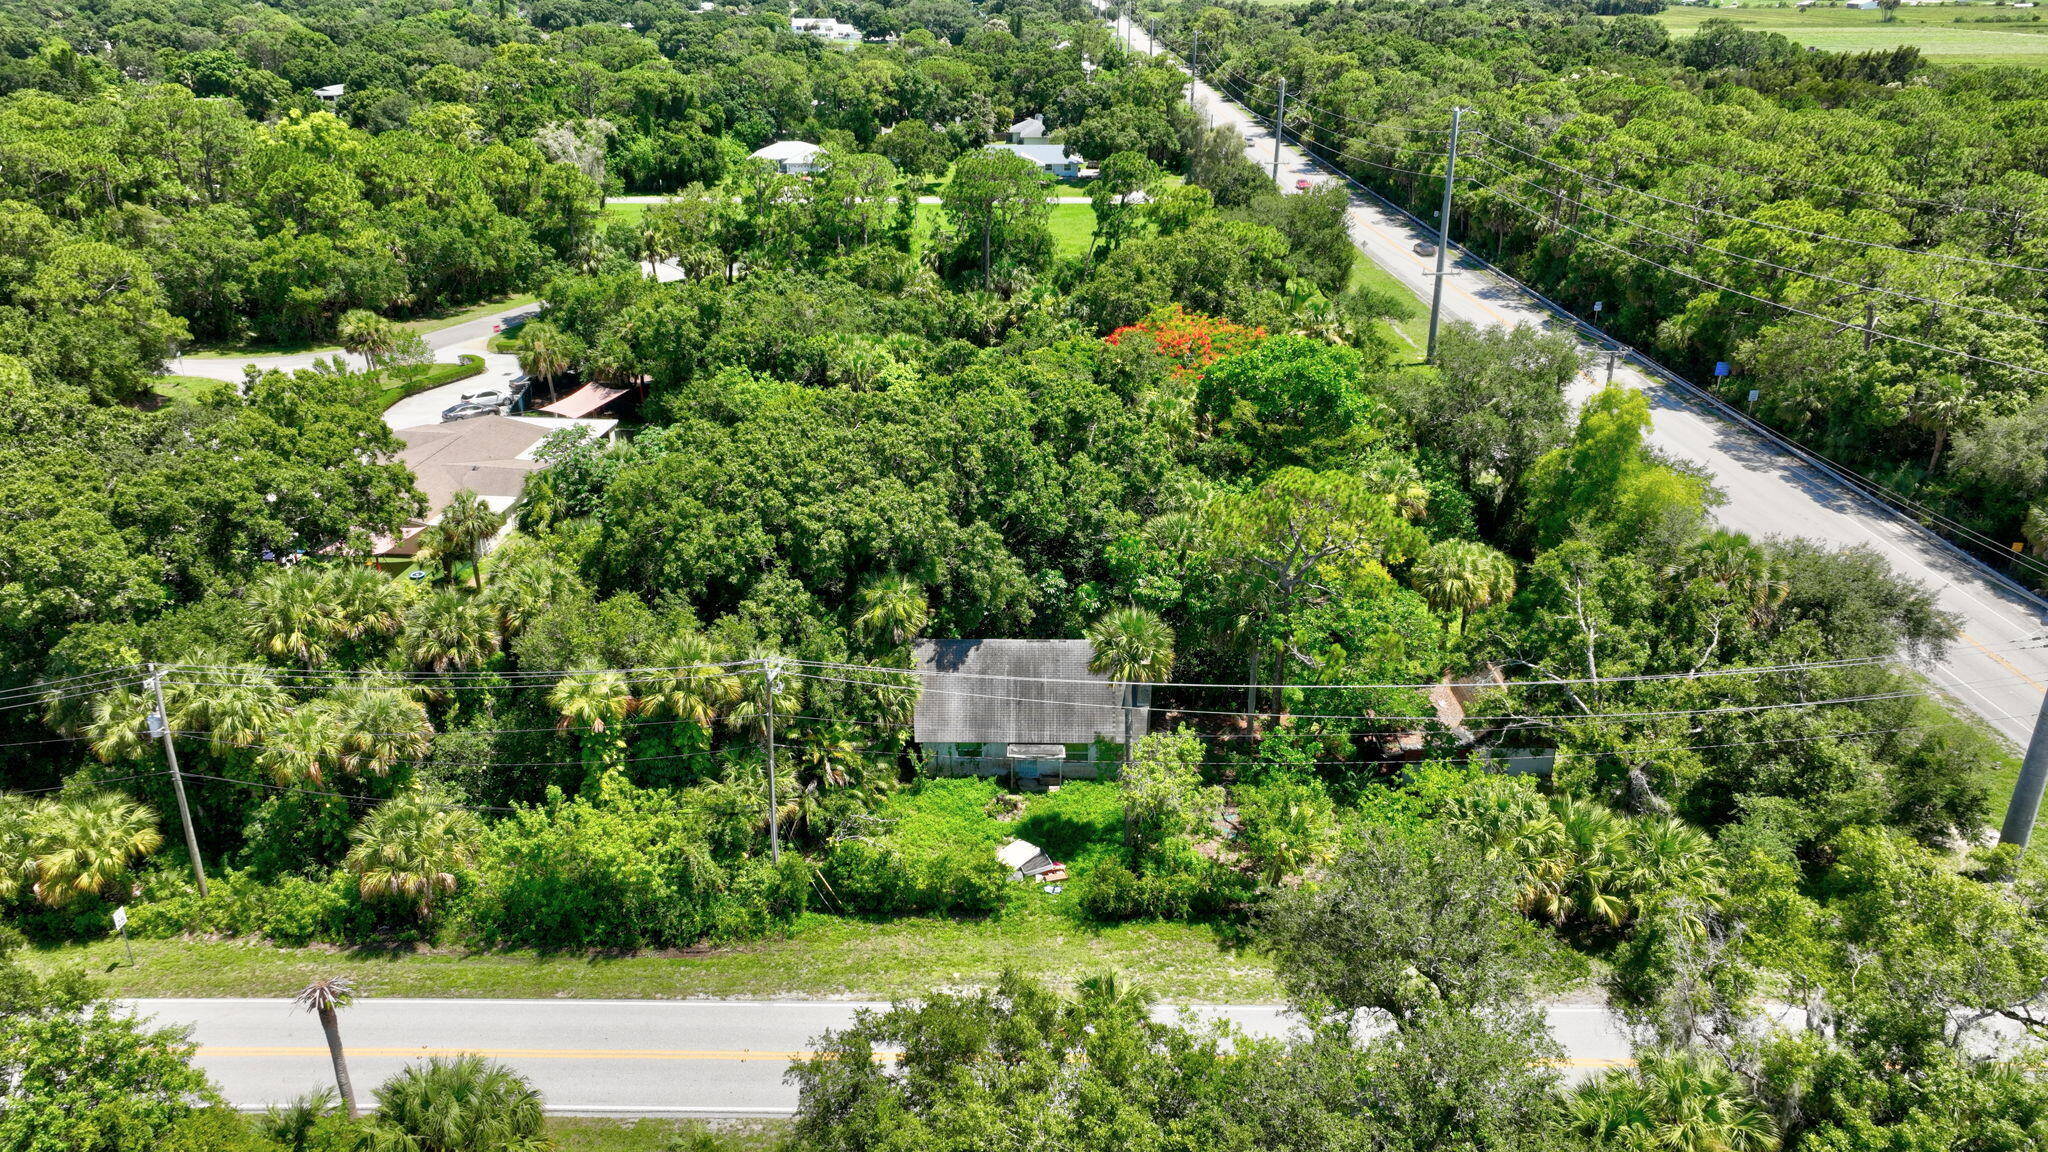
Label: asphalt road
xmin=127 ymin=997 xmax=1635 ymax=1116
xmin=1121 ymin=21 xmax=2048 ymax=749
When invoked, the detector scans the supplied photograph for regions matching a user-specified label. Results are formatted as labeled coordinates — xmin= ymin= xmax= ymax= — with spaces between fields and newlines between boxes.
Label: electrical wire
xmin=1592 ymin=136 xmax=2037 ymax=222
xmin=1461 ymin=153 xmax=2048 ymax=331
xmin=177 ymin=771 xmax=525 ymax=814
xmin=1466 ymin=172 xmax=2048 ymax=379
xmin=1474 ymin=132 xmax=2048 ymax=279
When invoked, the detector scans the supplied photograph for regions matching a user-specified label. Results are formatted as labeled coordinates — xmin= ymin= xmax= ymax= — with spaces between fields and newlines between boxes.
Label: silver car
xmin=441 ymin=400 xmax=498 ymax=422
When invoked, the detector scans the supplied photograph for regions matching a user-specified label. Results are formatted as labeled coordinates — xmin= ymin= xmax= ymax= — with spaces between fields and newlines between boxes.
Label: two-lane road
xmin=1122 ymin=21 xmax=2048 ymax=748
xmin=127 ymin=997 xmax=1636 ymax=1116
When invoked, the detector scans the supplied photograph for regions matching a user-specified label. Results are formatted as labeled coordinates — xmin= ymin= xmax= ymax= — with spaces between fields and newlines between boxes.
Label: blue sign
xmin=1713 ymin=361 xmax=1731 ymax=377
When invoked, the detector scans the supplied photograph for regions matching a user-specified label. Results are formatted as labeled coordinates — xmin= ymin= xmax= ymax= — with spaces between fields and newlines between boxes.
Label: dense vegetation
xmin=1160 ymin=0 xmax=2048 ymax=578
xmin=3 ymin=0 xmax=2048 ymax=1148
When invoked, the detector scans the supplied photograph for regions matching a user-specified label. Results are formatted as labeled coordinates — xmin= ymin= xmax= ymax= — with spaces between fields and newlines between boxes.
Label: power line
xmin=1474 ymin=132 xmax=2048 ymax=279
xmin=1461 ymin=154 xmax=2048 ymax=332
xmin=1591 ymin=135 xmax=2037 ymax=222
xmin=1467 ymin=172 xmax=2048 ymax=379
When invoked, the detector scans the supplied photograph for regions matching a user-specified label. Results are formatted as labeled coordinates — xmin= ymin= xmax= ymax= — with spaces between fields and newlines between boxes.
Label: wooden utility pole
xmin=146 ymin=664 xmax=207 ymax=897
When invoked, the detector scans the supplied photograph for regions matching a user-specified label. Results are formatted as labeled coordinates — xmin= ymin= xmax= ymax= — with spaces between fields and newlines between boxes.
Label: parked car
xmin=460 ymin=387 xmax=513 ymax=408
xmin=1412 ymin=240 xmax=1438 ymax=257
xmin=441 ymin=400 xmax=498 ymax=422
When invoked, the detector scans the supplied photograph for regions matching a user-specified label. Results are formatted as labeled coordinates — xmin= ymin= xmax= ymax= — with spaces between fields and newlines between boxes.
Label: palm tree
xmin=401 ymin=591 xmax=500 ymax=674
xmin=1568 ymin=1051 xmax=1778 ymax=1152
xmin=0 ymin=792 xmax=36 ymax=901
xmin=330 ymin=685 xmax=434 ymax=778
xmin=478 ymin=551 xmax=575 ymax=653
xmin=1410 ymin=539 xmax=1518 ymax=635
xmin=174 ymin=666 xmax=288 ymax=756
xmin=246 ymin=568 xmax=342 ymax=669
xmin=638 ymin=634 xmax=741 ymax=728
xmin=85 ymin=683 xmax=155 ymax=763
xmin=343 ymin=790 xmax=482 ymax=921
xmin=337 ymin=309 xmax=393 ymax=372
xmin=293 ymin=978 xmax=361 ymax=1118
xmin=787 ymin=722 xmax=868 ymax=791
xmin=549 ymin=668 xmax=634 ymax=735
xmin=1086 ymin=608 xmax=1175 ymax=765
xmin=324 ymin=567 xmax=406 ymax=642
xmin=852 ymin=573 xmax=930 ymax=650
xmin=23 ymin=792 xmax=164 ymax=907
xmin=260 ymin=705 xmax=344 ymax=785
xmin=423 ymin=491 xmax=503 ymax=591
xmin=366 ymin=1055 xmax=546 ymax=1152
xmin=514 ymin=322 xmax=578 ymax=401
xmin=257 ymin=1089 xmax=340 ymax=1152
xmin=1909 ymin=372 xmax=1973 ymax=471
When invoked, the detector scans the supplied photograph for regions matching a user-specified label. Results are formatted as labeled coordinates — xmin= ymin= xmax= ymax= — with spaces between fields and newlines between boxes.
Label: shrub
xmin=126 ymin=868 xmax=365 ymax=946
xmin=820 ymin=779 xmax=1009 ymax=916
xmin=461 ymin=784 xmax=803 ymax=949
xmin=366 ymin=1055 xmax=545 ymax=1152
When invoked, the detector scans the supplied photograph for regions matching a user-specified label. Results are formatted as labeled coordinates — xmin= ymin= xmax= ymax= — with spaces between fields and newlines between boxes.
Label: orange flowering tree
xmin=1105 ymin=305 xmax=1264 ymax=379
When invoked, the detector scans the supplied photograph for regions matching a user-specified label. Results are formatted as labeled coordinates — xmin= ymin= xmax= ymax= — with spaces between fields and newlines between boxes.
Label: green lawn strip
xmin=547 ymin=1117 xmax=788 ymax=1151
xmin=31 ymin=908 xmax=1275 ymax=1003
xmin=151 ymin=375 xmax=231 ymax=403
xmin=1344 ymin=243 xmax=1428 ymax=359
xmin=395 ymin=293 xmax=541 ymax=336
xmin=1655 ymin=5 xmax=2048 ymax=65
xmin=910 ymin=201 xmax=1099 ymax=259
xmin=366 ymin=355 xmax=485 ymax=410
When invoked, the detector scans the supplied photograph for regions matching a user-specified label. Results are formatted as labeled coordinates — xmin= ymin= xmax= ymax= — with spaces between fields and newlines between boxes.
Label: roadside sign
xmin=1714 ymin=361 xmax=1731 ymax=377
xmin=111 ymin=907 xmax=127 ymax=931
xmin=1746 ymin=389 xmax=1760 ymax=405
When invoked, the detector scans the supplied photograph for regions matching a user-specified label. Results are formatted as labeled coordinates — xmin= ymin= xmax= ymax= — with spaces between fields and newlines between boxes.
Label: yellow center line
xmin=1961 ymin=630 xmax=2046 ymax=693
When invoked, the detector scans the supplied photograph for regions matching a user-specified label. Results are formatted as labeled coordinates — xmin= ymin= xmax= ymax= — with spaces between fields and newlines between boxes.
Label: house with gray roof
xmin=911 ymin=639 xmax=1147 ymax=785
xmin=1007 ymin=116 xmax=1051 ymax=145
xmin=985 ymin=142 xmax=1083 ymax=179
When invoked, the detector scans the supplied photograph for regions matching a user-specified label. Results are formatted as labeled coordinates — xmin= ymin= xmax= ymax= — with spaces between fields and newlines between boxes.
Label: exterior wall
xmin=924 ymin=742 xmax=1113 ymax=785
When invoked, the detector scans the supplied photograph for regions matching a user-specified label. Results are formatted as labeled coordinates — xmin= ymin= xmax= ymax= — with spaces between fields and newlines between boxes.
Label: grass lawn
xmin=1345 ymin=249 xmax=1427 ymax=359
xmin=911 ymin=201 xmax=1099 ymax=259
xmin=548 ymin=1118 xmax=787 ymax=1151
xmin=1657 ymin=4 xmax=2048 ymax=66
xmin=29 ymin=906 xmax=1275 ymax=1003
xmin=396 ymin=292 xmax=540 ymax=336
xmin=151 ymin=375 xmax=231 ymax=403
xmin=365 ymin=355 xmax=485 ymax=410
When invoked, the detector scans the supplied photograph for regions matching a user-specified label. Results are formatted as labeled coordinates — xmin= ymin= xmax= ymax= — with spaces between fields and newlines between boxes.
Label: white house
xmin=749 ymin=140 xmax=826 ymax=175
xmin=791 ymin=16 xmax=862 ymax=46
xmin=1007 ymin=115 xmax=1052 ymax=145
xmin=986 ymin=142 xmax=1083 ymax=179
xmin=313 ymin=83 xmax=345 ymax=102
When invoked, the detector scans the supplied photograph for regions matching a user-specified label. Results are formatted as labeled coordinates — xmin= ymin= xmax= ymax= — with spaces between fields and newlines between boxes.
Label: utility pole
xmin=1605 ymin=348 xmax=1618 ymax=385
xmin=1189 ymin=29 xmax=1199 ymax=109
xmin=145 ymin=664 xmax=207 ymax=897
xmin=762 ymin=659 xmax=782 ymax=864
xmin=1271 ymin=77 xmax=1287 ymax=182
xmin=2000 ymin=688 xmax=2048 ymax=849
xmin=1425 ymin=106 xmax=1464 ymax=365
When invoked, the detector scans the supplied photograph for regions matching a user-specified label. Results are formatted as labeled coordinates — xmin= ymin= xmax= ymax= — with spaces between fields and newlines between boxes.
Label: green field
xmin=28 ymin=907 xmax=1276 ymax=1003
xmin=1658 ymin=3 xmax=2048 ymax=66
xmin=910 ymin=201 xmax=1098 ymax=258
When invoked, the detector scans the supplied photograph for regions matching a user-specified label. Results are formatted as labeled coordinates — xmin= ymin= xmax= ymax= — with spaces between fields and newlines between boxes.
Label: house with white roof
xmin=791 ymin=16 xmax=861 ymax=46
xmin=1008 ymin=116 xmax=1052 ymax=145
xmin=749 ymin=140 xmax=826 ymax=175
xmin=986 ymin=142 xmax=1083 ymax=179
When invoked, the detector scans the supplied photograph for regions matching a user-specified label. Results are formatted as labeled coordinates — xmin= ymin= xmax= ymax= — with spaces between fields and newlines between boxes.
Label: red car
xmin=1294 ymin=177 xmax=1313 ymax=191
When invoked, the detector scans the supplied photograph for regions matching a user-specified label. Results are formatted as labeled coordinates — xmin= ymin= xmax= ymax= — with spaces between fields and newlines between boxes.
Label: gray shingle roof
xmin=911 ymin=639 xmax=1145 ymax=746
